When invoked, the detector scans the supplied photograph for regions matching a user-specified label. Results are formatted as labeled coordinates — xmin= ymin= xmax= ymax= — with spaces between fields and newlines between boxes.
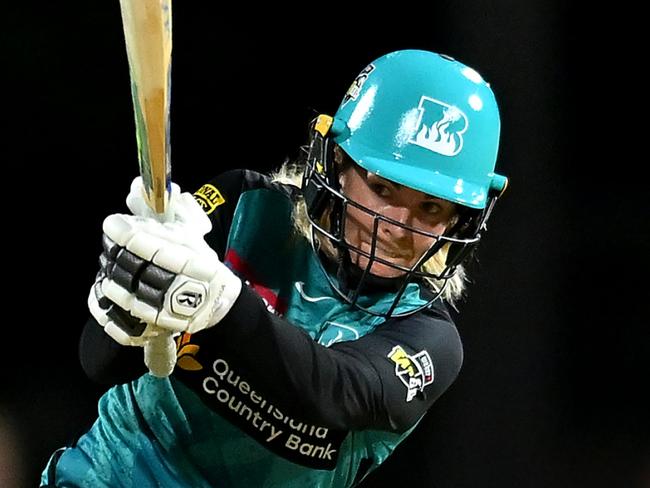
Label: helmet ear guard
xmin=442 ymin=176 xmax=508 ymax=274
xmin=302 ymin=115 xmax=340 ymax=233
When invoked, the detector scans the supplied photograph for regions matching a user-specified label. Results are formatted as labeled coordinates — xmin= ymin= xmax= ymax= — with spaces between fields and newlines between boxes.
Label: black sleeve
xmin=79 ymin=317 xmax=148 ymax=385
xmin=179 ymin=286 xmax=463 ymax=433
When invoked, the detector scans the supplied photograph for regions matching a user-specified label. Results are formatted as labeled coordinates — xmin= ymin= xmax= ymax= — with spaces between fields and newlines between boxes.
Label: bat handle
xmin=144 ymin=328 xmax=177 ymax=378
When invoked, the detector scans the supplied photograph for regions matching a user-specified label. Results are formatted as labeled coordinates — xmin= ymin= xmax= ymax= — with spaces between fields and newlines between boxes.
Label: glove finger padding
xmin=88 ymin=269 xmax=149 ymax=347
xmin=88 ymin=235 xmax=175 ymax=346
xmin=100 ymin=212 xmax=241 ymax=335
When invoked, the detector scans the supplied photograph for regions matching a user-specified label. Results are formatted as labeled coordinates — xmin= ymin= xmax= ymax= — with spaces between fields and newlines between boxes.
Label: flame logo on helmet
xmin=409 ymin=96 xmax=468 ymax=156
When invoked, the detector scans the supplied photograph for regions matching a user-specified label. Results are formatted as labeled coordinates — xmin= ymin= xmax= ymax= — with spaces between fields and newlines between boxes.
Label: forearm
xmin=177 ymin=286 xmax=463 ymax=433
xmin=214 ymin=287 xmax=382 ymax=429
xmin=79 ymin=318 xmax=147 ymax=385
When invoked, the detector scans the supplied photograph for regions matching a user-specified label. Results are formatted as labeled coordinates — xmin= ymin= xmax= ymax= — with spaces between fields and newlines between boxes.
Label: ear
xmin=332 ymin=145 xmax=346 ymax=188
xmin=333 ymin=144 xmax=345 ymax=165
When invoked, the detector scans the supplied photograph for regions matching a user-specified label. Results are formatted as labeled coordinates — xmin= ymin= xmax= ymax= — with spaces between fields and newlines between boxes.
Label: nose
xmin=379 ymin=205 xmax=412 ymax=240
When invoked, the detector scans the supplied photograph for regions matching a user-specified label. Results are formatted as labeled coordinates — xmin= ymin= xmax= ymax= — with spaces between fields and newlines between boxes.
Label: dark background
xmin=3 ymin=2 xmax=648 ymax=487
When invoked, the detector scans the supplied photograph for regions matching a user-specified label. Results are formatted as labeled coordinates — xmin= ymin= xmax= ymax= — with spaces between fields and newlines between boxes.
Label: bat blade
xmin=118 ymin=0 xmax=176 ymax=378
xmin=119 ymin=0 xmax=172 ymax=214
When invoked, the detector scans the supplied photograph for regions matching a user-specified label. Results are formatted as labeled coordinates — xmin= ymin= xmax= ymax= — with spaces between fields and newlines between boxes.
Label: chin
xmin=369 ymin=268 xmax=407 ymax=279
xmin=359 ymin=259 xmax=409 ymax=279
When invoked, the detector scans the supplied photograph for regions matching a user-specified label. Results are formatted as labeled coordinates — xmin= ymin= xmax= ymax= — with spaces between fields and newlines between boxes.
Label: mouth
xmin=377 ymin=249 xmax=409 ymax=260
xmin=358 ymin=242 xmax=412 ymax=261
xmin=344 ymin=243 xmax=413 ymax=279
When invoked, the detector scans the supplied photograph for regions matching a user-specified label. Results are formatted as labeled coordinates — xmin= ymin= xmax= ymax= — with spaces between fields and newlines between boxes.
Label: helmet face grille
xmin=302 ymin=149 xmax=492 ymax=318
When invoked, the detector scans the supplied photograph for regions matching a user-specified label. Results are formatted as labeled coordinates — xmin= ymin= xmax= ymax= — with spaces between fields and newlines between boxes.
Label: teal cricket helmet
xmin=301 ymin=49 xmax=508 ymax=318
xmin=330 ymin=49 xmax=507 ymax=209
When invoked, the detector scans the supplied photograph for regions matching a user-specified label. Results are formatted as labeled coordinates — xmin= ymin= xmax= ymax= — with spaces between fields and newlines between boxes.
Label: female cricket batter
xmin=42 ymin=49 xmax=507 ymax=487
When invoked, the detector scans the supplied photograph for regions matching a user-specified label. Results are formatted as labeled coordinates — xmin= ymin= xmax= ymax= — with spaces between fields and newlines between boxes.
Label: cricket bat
xmin=119 ymin=0 xmax=176 ymax=377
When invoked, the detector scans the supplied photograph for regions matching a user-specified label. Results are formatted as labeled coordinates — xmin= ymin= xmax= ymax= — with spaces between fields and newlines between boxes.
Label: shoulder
xmin=388 ymin=302 xmax=463 ymax=369
xmin=365 ymin=301 xmax=464 ymax=398
xmin=329 ymin=301 xmax=464 ymax=431
xmin=193 ymin=169 xmax=300 ymax=211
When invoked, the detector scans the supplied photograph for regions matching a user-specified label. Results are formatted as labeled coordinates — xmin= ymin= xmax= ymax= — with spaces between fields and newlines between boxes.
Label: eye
xmin=370 ymin=183 xmax=391 ymax=197
xmin=421 ymin=201 xmax=442 ymax=215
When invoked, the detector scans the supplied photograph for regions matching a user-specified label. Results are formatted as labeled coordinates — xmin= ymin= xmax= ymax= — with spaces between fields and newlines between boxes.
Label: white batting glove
xmin=94 ymin=183 xmax=241 ymax=337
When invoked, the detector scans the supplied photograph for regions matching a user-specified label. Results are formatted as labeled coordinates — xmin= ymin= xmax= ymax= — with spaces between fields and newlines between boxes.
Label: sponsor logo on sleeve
xmin=387 ymin=345 xmax=434 ymax=402
xmin=193 ymin=184 xmax=226 ymax=214
xmin=176 ymin=348 xmax=346 ymax=469
xmin=176 ymin=333 xmax=203 ymax=371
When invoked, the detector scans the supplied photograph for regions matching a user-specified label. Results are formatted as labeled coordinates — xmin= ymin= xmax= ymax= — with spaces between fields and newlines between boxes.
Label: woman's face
xmin=339 ymin=163 xmax=458 ymax=278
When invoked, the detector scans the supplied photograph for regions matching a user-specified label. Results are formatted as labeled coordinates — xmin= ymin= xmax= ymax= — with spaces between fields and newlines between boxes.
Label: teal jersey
xmin=43 ymin=170 xmax=463 ymax=488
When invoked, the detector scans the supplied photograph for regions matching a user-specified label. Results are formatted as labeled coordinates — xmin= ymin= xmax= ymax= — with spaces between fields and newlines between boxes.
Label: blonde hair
xmin=271 ymin=161 xmax=467 ymax=304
